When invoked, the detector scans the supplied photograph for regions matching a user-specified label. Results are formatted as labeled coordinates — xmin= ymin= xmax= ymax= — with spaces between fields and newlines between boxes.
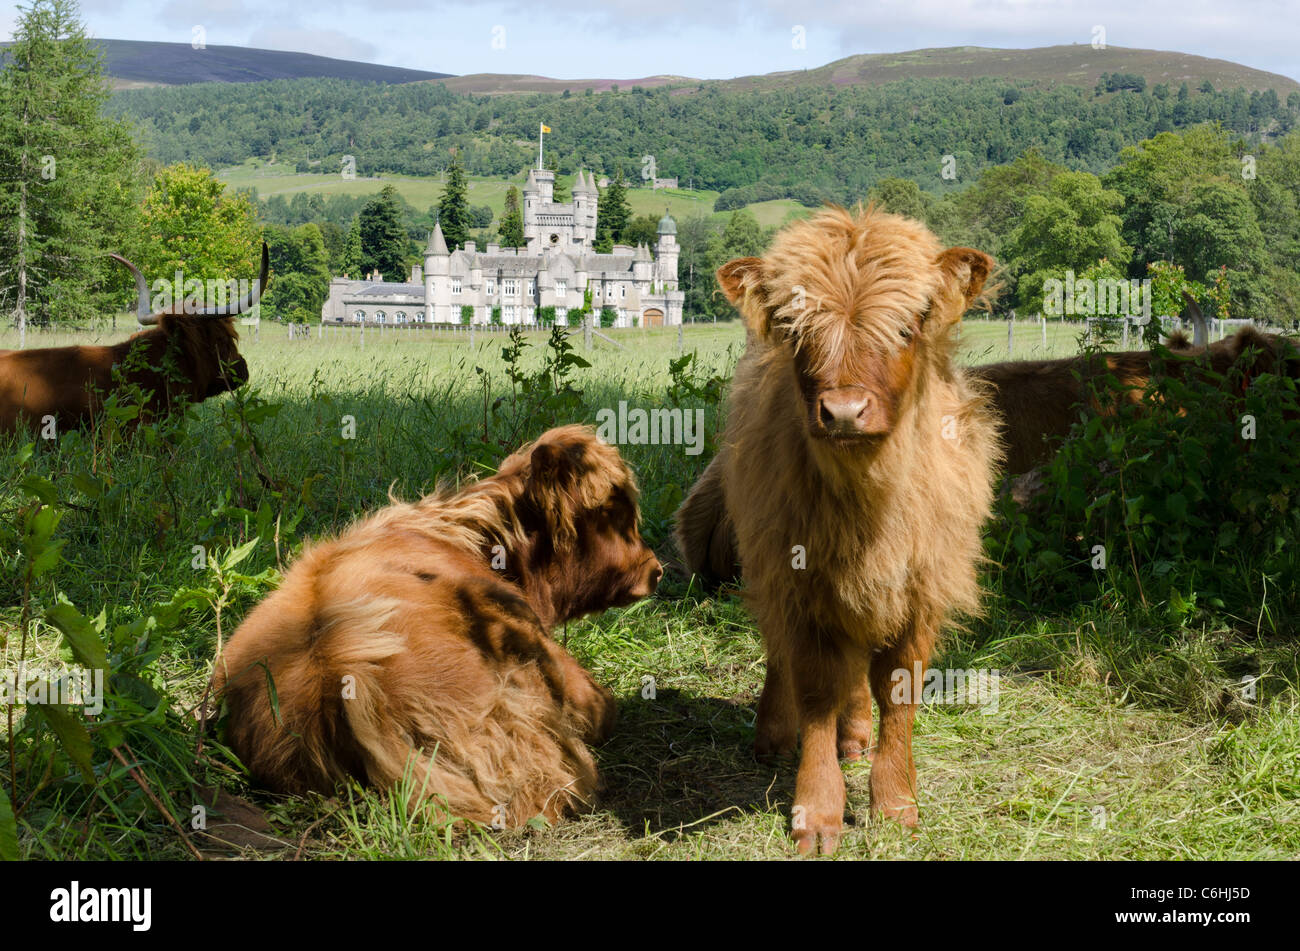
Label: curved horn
xmin=1180 ymin=290 xmax=1208 ymax=348
xmin=109 ymin=253 xmax=155 ymax=326
xmin=197 ymin=242 xmax=270 ymax=317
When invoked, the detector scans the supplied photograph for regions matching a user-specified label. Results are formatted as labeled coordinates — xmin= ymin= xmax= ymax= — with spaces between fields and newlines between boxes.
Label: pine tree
xmin=437 ymin=155 xmax=472 ymax=250
xmin=359 ymin=183 xmax=408 ymax=280
xmin=595 ymin=170 xmax=631 ymax=252
xmin=499 ymin=185 xmax=525 ymax=248
xmin=0 ymin=0 xmax=141 ymax=335
xmin=341 ymin=216 xmax=364 ymax=278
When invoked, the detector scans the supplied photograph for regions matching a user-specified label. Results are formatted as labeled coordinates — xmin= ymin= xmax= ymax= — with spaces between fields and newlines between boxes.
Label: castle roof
xmin=657 ymin=211 xmax=677 ymax=235
xmin=426 ymin=221 xmax=449 ymax=255
xmin=352 ymin=283 xmax=425 ymax=298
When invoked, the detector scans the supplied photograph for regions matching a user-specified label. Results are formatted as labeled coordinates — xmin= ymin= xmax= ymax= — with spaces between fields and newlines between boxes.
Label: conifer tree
xmin=437 ymin=155 xmax=472 ymax=250
xmin=0 ymin=0 xmax=141 ymax=333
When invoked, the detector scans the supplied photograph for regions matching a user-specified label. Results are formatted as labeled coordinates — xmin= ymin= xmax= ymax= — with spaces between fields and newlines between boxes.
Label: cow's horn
xmin=109 ymin=253 xmax=155 ymax=326
xmin=1180 ymin=290 xmax=1208 ymax=347
xmin=196 ymin=242 xmax=270 ymax=317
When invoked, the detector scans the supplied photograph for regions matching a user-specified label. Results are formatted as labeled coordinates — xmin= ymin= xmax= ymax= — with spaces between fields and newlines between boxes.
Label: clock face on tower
xmin=549 ymin=234 xmax=559 ymax=245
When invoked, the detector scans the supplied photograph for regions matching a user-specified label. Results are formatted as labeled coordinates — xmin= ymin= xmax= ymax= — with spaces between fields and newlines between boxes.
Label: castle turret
xmin=655 ymin=211 xmax=679 ymax=292
xmin=572 ymin=170 xmax=590 ymax=248
xmin=424 ymin=222 xmax=450 ymax=322
xmin=633 ymin=242 xmax=653 ymax=282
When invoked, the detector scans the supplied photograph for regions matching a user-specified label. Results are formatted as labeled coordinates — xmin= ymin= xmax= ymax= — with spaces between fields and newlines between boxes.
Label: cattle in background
xmin=0 ymin=244 xmax=266 ymax=434
xmin=976 ymin=295 xmax=1299 ymax=475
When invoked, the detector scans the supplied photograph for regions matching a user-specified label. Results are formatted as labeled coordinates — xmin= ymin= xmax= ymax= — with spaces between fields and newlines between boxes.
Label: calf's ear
xmin=935 ymin=247 xmax=996 ymax=316
xmin=716 ymin=257 xmax=770 ymax=338
xmin=524 ymin=439 xmax=587 ymax=549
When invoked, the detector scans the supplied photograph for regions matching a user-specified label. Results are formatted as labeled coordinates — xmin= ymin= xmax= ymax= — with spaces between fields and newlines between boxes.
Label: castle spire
xmin=427 ymin=221 xmax=449 ymax=255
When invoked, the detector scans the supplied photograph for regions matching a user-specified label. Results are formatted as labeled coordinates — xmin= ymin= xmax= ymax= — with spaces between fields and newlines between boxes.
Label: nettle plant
xmin=0 ymin=387 xmax=288 ymax=858
xmin=991 ymin=339 xmax=1300 ymax=625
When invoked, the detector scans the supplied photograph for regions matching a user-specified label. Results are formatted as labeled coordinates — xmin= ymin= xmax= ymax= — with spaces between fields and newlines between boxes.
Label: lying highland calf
xmin=0 ymin=245 xmax=265 ymax=434
xmin=212 ymin=425 xmax=662 ymax=827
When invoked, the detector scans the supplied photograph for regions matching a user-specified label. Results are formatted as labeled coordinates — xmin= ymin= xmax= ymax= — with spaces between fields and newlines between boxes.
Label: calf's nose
xmin=818 ymin=387 xmax=873 ymax=434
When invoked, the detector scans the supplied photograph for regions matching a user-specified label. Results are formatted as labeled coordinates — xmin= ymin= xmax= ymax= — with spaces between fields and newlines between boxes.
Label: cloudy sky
xmin=21 ymin=0 xmax=1300 ymax=82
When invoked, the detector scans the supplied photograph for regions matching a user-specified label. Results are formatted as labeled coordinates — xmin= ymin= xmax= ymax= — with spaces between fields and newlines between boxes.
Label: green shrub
xmin=990 ymin=338 xmax=1300 ymax=624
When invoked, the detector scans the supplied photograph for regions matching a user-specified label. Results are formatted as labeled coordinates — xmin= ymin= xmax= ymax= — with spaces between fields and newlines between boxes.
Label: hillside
xmin=436 ymin=45 xmax=1299 ymax=98
xmin=0 ymin=38 xmax=451 ymax=87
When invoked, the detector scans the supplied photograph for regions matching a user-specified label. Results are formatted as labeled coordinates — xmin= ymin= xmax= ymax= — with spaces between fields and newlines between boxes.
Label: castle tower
xmin=423 ymin=221 xmax=450 ymax=323
xmin=655 ymin=211 xmax=679 ymax=291
xmin=633 ymin=242 xmax=653 ymax=282
xmin=572 ymin=170 xmax=589 ymax=248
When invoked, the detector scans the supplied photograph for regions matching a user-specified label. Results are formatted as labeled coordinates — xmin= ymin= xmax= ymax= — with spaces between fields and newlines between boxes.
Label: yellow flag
xmin=541 ymin=124 xmax=552 ymax=133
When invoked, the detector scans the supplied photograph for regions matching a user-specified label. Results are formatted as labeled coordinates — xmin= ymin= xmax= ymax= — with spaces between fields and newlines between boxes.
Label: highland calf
xmin=713 ymin=206 xmax=1000 ymax=854
xmin=212 ymin=425 xmax=661 ymax=827
xmin=0 ymin=245 xmax=264 ymax=434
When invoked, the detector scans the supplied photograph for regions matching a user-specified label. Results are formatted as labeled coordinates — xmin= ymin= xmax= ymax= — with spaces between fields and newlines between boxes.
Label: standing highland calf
xmin=213 ymin=426 xmax=662 ymax=827
xmin=0 ymin=245 xmax=265 ymax=434
xmin=713 ymin=206 xmax=1000 ymax=854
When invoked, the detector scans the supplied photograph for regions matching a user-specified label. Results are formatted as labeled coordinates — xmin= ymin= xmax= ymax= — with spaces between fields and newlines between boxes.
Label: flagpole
xmin=538 ymin=122 xmax=544 ymax=170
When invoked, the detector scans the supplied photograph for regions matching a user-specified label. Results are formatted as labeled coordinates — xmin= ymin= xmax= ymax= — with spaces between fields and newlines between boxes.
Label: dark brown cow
xmin=0 ymin=245 xmax=266 ymax=434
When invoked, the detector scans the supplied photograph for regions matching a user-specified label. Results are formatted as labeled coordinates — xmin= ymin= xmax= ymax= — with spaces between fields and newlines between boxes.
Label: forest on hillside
xmin=109 ymin=74 xmax=1300 ymax=206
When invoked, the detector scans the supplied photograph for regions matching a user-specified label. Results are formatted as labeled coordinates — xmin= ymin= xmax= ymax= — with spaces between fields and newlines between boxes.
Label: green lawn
xmin=216 ymin=160 xmax=799 ymax=228
xmin=1 ymin=319 xmax=1294 ymax=860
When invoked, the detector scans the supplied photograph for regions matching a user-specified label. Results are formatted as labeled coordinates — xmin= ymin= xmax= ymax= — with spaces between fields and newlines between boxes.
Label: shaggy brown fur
xmin=212 ymin=425 xmax=662 ymax=827
xmin=676 ymin=327 xmax=1300 ymax=584
xmin=713 ymin=205 xmax=1000 ymax=854
xmin=0 ymin=314 xmax=249 ymax=434
xmin=975 ymin=327 xmax=1299 ymax=475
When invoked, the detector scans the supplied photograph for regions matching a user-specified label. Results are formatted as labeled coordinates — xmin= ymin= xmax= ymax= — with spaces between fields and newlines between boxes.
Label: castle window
xmin=524 ymin=306 xmax=535 ymax=323
xmin=620 ymin=285 xmax=627 ymax=299
xmin=395 ymin=311 xmax=407 ymax=323
xmin=556 ymin=307 xmax=568 ymax=323
xmin=352 ymin=310 xmax=365 ymax=322
xmin=555 ymin=279 xmax=567 ymax=296
xmin=504 ymin=305 xmax=517 ymax=323
xmin=526 ymin=279 xmax=535 ymax=296
xmin=503 ymin=278 xmax=518 ymax=297
xmin=486 ymin=279 xmax=496 ymax=295
xmin=451 ymin=278 xmax=462 ymax=294
xmin=374 ymin=311 xmax=386 ymax=324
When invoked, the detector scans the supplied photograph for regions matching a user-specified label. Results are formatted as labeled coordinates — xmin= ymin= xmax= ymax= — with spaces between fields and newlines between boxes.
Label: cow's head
xmin=111 ymin=243 xmax=266 ymax=404
xmin=499 ymin=425 xmax=662 ymax=621
xmin=718 ymin=205 xmax=994 ymax=449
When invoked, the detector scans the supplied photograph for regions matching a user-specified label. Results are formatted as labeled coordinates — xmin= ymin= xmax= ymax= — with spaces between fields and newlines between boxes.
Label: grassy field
xmin=217 ymin=160 xmax=805 ymax=228
xmin=1 ymin=318 xmax=1295 ymax=860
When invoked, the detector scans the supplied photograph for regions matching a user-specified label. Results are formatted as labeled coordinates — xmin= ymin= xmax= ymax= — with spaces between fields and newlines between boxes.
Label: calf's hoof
xmin=791 ymin=806 xmax=842 ymax=856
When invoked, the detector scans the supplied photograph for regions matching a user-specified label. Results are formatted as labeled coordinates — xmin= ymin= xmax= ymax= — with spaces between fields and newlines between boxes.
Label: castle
xmin=321 ymin=167 xmax=685 ymax=327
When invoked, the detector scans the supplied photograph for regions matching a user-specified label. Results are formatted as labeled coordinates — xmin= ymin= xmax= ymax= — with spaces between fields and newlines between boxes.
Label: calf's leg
xmin=789 ymin=639 xmax=863 ymax=856
xmin=837 ymin=674 xmax=874 ymax=761
xmin=754 ymin=646 xmax=798 ymax=759
xmin=867 ymin=615 xmax=938 ymax=828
